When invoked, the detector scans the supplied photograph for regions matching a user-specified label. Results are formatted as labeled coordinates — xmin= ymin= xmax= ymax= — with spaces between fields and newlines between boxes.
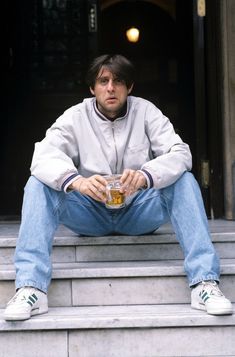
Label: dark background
xmin=2 ymin=0 xmax=223 ymax=218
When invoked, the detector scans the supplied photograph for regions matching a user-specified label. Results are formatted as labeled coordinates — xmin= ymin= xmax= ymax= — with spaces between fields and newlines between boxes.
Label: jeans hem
xmin=15 ymin=280 xmax=48 ymax=294
xmin=189 ymin=275 xmax=220 ymax=288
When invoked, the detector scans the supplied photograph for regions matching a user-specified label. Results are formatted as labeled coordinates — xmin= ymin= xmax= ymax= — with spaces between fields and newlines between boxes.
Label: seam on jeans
xmin=130 ymin=189 xmax=160 ymax=207
xmin=160 ymin=189 xmax=220 ymax=288
xmin=43 ymin=187 xmax=65 ymax=216
xmin=67 ymin=192 xmax=102 ymax=208
xmin=52 ymin=194 xmax=66 ymax=215
xmin=160 ymin=189 xmax=188 ymax=271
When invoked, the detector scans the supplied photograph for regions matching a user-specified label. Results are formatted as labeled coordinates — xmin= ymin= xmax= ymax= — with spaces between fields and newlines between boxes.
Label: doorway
xmin=99 ymin=0 xmax=224 ymax=217
xmin=1 ymin=0 xmax=224 ymax=218
xmin=99 ymin=0 xmax=196 ymax=171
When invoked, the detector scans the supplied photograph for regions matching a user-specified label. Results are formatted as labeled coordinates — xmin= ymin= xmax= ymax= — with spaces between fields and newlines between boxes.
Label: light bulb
xmin=126 ymin=27 xmax=140 ymax=43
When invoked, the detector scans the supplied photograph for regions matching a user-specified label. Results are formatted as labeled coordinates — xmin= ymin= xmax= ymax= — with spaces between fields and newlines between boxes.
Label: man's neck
xmin=96 ymin=102 xmax=127 ymax=121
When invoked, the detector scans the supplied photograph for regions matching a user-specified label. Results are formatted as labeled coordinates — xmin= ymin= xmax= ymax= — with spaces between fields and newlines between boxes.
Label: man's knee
xmin=23 ymin=176 xmax=66 ymax=214
xmin=175 ymin=171 xmax=198 ymax=189
xmin=24 ymin=176 xmax=61 ymax=202
xmin=24 ymin=176 xmax=48 ymax=193
xmin=161 ymin=171 xmax=199 ymax=199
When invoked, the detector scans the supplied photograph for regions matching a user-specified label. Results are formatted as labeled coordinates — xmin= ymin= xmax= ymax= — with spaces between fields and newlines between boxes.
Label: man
xmin=4 ymin=54 xmax=233 ymax=320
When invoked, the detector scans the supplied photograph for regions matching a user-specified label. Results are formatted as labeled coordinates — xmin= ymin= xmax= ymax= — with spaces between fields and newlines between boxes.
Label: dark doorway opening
xmin=2 ymin=0 xmax=95 ymax=217
xmin=2 ymin=0 xmax=224 ymax=218
xmin=99 ymin=0 xmax=224 ymax=217
xmin=99 ymin=1 xmax=195 ymax=166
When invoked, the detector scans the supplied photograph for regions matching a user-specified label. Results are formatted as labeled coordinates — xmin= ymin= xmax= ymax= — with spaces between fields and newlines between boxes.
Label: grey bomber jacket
xmin=30 ymin=96 xmax=192 ymax=192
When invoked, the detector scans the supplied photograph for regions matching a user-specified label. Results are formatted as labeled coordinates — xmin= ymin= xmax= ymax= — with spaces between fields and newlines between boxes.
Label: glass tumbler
xmin=105 ymin=174 xmax=125 ymax=209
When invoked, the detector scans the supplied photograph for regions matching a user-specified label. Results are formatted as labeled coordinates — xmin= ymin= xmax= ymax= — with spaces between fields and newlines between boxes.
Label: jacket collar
xmin=92 ymin=97 xmax=130 ymax=122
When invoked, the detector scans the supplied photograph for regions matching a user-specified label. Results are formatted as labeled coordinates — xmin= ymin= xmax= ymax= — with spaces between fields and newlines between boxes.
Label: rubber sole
xmin=191 ymin=301 xmax=233 ymax=315
xmin=4 ymin=305 xmax=48 ymax=321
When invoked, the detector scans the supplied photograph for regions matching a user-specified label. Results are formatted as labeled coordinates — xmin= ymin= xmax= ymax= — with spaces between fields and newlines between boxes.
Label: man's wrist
xmin=142 ymin=182 xmax=148 ymax=189
xmin=138 ymin=169 xmax=153 ymax=189
xmin=62 ymin=174 xmax=81 ymax=193
xmin=69 ymin=177 xmax=84 ymax=191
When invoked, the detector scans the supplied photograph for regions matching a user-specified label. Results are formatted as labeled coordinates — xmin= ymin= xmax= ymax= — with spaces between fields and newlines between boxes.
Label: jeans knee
xmin=179 ymin=171 xmax=194 ymax=182
xmin=161 ymin=172 xmax=199 ymax=201
xmin=175 ymin=171 xmax=199 ymax=191
xmin=25 ymin=176 xmax=44 ymax=192
xmin=24 ymin=176 xmax=60 ymax=203
xmin=23 ymin=176 xmax=65 ymax=213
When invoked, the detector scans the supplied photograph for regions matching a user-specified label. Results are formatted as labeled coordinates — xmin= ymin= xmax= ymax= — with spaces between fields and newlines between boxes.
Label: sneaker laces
xmin=7 ymin=288 xmax=35 ymax=305
xmin=200 ymin=281 xmax=224 ymax=297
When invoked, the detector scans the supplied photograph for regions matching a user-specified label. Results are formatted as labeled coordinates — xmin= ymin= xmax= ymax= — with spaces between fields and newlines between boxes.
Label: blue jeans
xmin=14 ymin=172 xmax=220 ymax=293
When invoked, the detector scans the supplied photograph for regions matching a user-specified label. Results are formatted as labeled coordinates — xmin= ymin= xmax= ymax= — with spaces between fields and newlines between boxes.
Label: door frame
xmin=193 ymin=0 xmax=224 ymax=218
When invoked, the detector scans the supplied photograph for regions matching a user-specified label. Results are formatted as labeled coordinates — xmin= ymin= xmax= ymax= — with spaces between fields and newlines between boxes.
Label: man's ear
xmin=128 ymin=83 xmax=134 ymax=94
xmin=90 ymin=87 xmax=95 ymax=95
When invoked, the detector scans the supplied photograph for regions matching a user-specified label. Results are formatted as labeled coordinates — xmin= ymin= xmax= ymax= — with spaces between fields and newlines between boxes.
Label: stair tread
xmin=0 ymin=303 xmax=234 ymax=331
xmin=1 ymin=259 xmax=235 ymax=280
xmin=1 ymin=220 xmax=235 ymax=248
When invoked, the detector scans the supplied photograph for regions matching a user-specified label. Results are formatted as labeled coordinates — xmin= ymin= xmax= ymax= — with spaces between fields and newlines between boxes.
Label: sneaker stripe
xmin=203 ymin=296 xmax=210 ymax=302
xmin=201 ymin=292 xmax=207 ymax=299
xmin=27 ymin=294 xmax=38 ymax=306
xmin=201 ymin=291 xmax=210 ymax=302
xmin=28 ymin=296 xmax=36 ymax=304
xmin=32 ymin=293 xmax=38 ymax=301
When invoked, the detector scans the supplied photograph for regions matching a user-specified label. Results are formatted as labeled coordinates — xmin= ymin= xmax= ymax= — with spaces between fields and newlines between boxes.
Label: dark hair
xmin=86 ymin=54 xmax=135 ymax=89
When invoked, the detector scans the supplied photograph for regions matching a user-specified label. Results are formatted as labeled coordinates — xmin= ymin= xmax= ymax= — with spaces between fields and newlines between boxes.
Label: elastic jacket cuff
xmin=138 ymin=169 xmax=154 ymax=188
xmin=61 ymin=174 xmax=81 ymax=193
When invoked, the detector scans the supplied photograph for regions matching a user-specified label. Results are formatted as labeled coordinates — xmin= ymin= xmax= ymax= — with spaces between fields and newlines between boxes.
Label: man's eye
xmin=99 ymin=78 xmax=108 ymax=84
xmin=114 ymin=78 xmax=124 ymax=84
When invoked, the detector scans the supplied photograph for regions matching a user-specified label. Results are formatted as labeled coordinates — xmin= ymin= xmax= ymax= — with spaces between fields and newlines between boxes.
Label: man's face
xmin=90 ymin=67 xmax=133 ymax=119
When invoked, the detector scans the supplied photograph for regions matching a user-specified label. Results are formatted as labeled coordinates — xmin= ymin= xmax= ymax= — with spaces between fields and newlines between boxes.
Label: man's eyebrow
xmin=97 ymin=75 xmax=109 ymax=79
xmin=96 ymin=74 xmax=110 ymax=80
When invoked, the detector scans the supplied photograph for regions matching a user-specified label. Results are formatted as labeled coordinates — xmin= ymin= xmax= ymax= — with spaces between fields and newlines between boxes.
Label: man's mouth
xmin=106 ymin=97 xmax=116 ymax=102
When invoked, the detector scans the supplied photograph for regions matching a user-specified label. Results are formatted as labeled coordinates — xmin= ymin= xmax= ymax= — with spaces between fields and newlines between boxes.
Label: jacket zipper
xmin=111 ymin=124 xmax=118 ymax=173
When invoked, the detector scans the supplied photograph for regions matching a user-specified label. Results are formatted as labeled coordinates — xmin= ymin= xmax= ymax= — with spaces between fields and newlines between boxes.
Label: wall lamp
xmin=126 ymin=27 xmax=140 ymax=43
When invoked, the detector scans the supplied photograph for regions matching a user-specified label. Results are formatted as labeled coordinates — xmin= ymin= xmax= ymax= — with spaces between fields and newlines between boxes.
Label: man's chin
xmin=98 ymin=103 xmax=124 ymax=119
xmin=104 ymin=104 xmax=120 ymax=113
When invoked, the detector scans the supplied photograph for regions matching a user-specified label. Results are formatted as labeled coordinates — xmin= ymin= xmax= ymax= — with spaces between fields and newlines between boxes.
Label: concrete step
xmin=1 ymin=259 xmax=235 ymax=308
xmin=1 ymin=220 xmax=235 ymax=356
xmin=0 ymin=304 xmax=235 ymax=357
xmin=1 ymin=222 xmax=235 ymax=264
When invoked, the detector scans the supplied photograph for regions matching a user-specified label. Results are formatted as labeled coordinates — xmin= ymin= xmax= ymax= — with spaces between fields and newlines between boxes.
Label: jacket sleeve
xmin=141 ymin=104 xmax=192 ymax=189
xmin=30 ymin=107 xmax=80 ymax=191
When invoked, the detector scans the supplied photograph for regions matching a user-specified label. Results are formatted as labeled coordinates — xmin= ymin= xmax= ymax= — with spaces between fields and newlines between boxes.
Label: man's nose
xmin=107 ymin=80 xmax=114 ymax=91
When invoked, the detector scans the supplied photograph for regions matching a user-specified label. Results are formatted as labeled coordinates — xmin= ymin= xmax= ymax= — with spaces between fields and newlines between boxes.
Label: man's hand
xmin=69 ymin=170 xmax=147 ymax=201
xmin=120 ymin=169 xmax=147 ymax=196
xmin=69 ymin=175 xmax=107 ymax=202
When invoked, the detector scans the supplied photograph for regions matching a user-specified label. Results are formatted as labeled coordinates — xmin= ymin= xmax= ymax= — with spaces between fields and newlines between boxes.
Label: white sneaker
xmin=191 ymin=280 xmax=233 ymax=315
xmin=4 ymin=287 xmax=48 ymax=321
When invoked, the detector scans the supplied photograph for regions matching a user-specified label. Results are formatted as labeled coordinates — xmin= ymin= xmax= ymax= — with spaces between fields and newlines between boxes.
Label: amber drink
xmin=105 ymin=175 xmax=125 ymax=209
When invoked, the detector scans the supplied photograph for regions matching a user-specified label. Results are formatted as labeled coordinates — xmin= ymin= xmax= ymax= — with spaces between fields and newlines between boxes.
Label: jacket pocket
xmin=124 ymin=143 xmax=150 ymax=169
